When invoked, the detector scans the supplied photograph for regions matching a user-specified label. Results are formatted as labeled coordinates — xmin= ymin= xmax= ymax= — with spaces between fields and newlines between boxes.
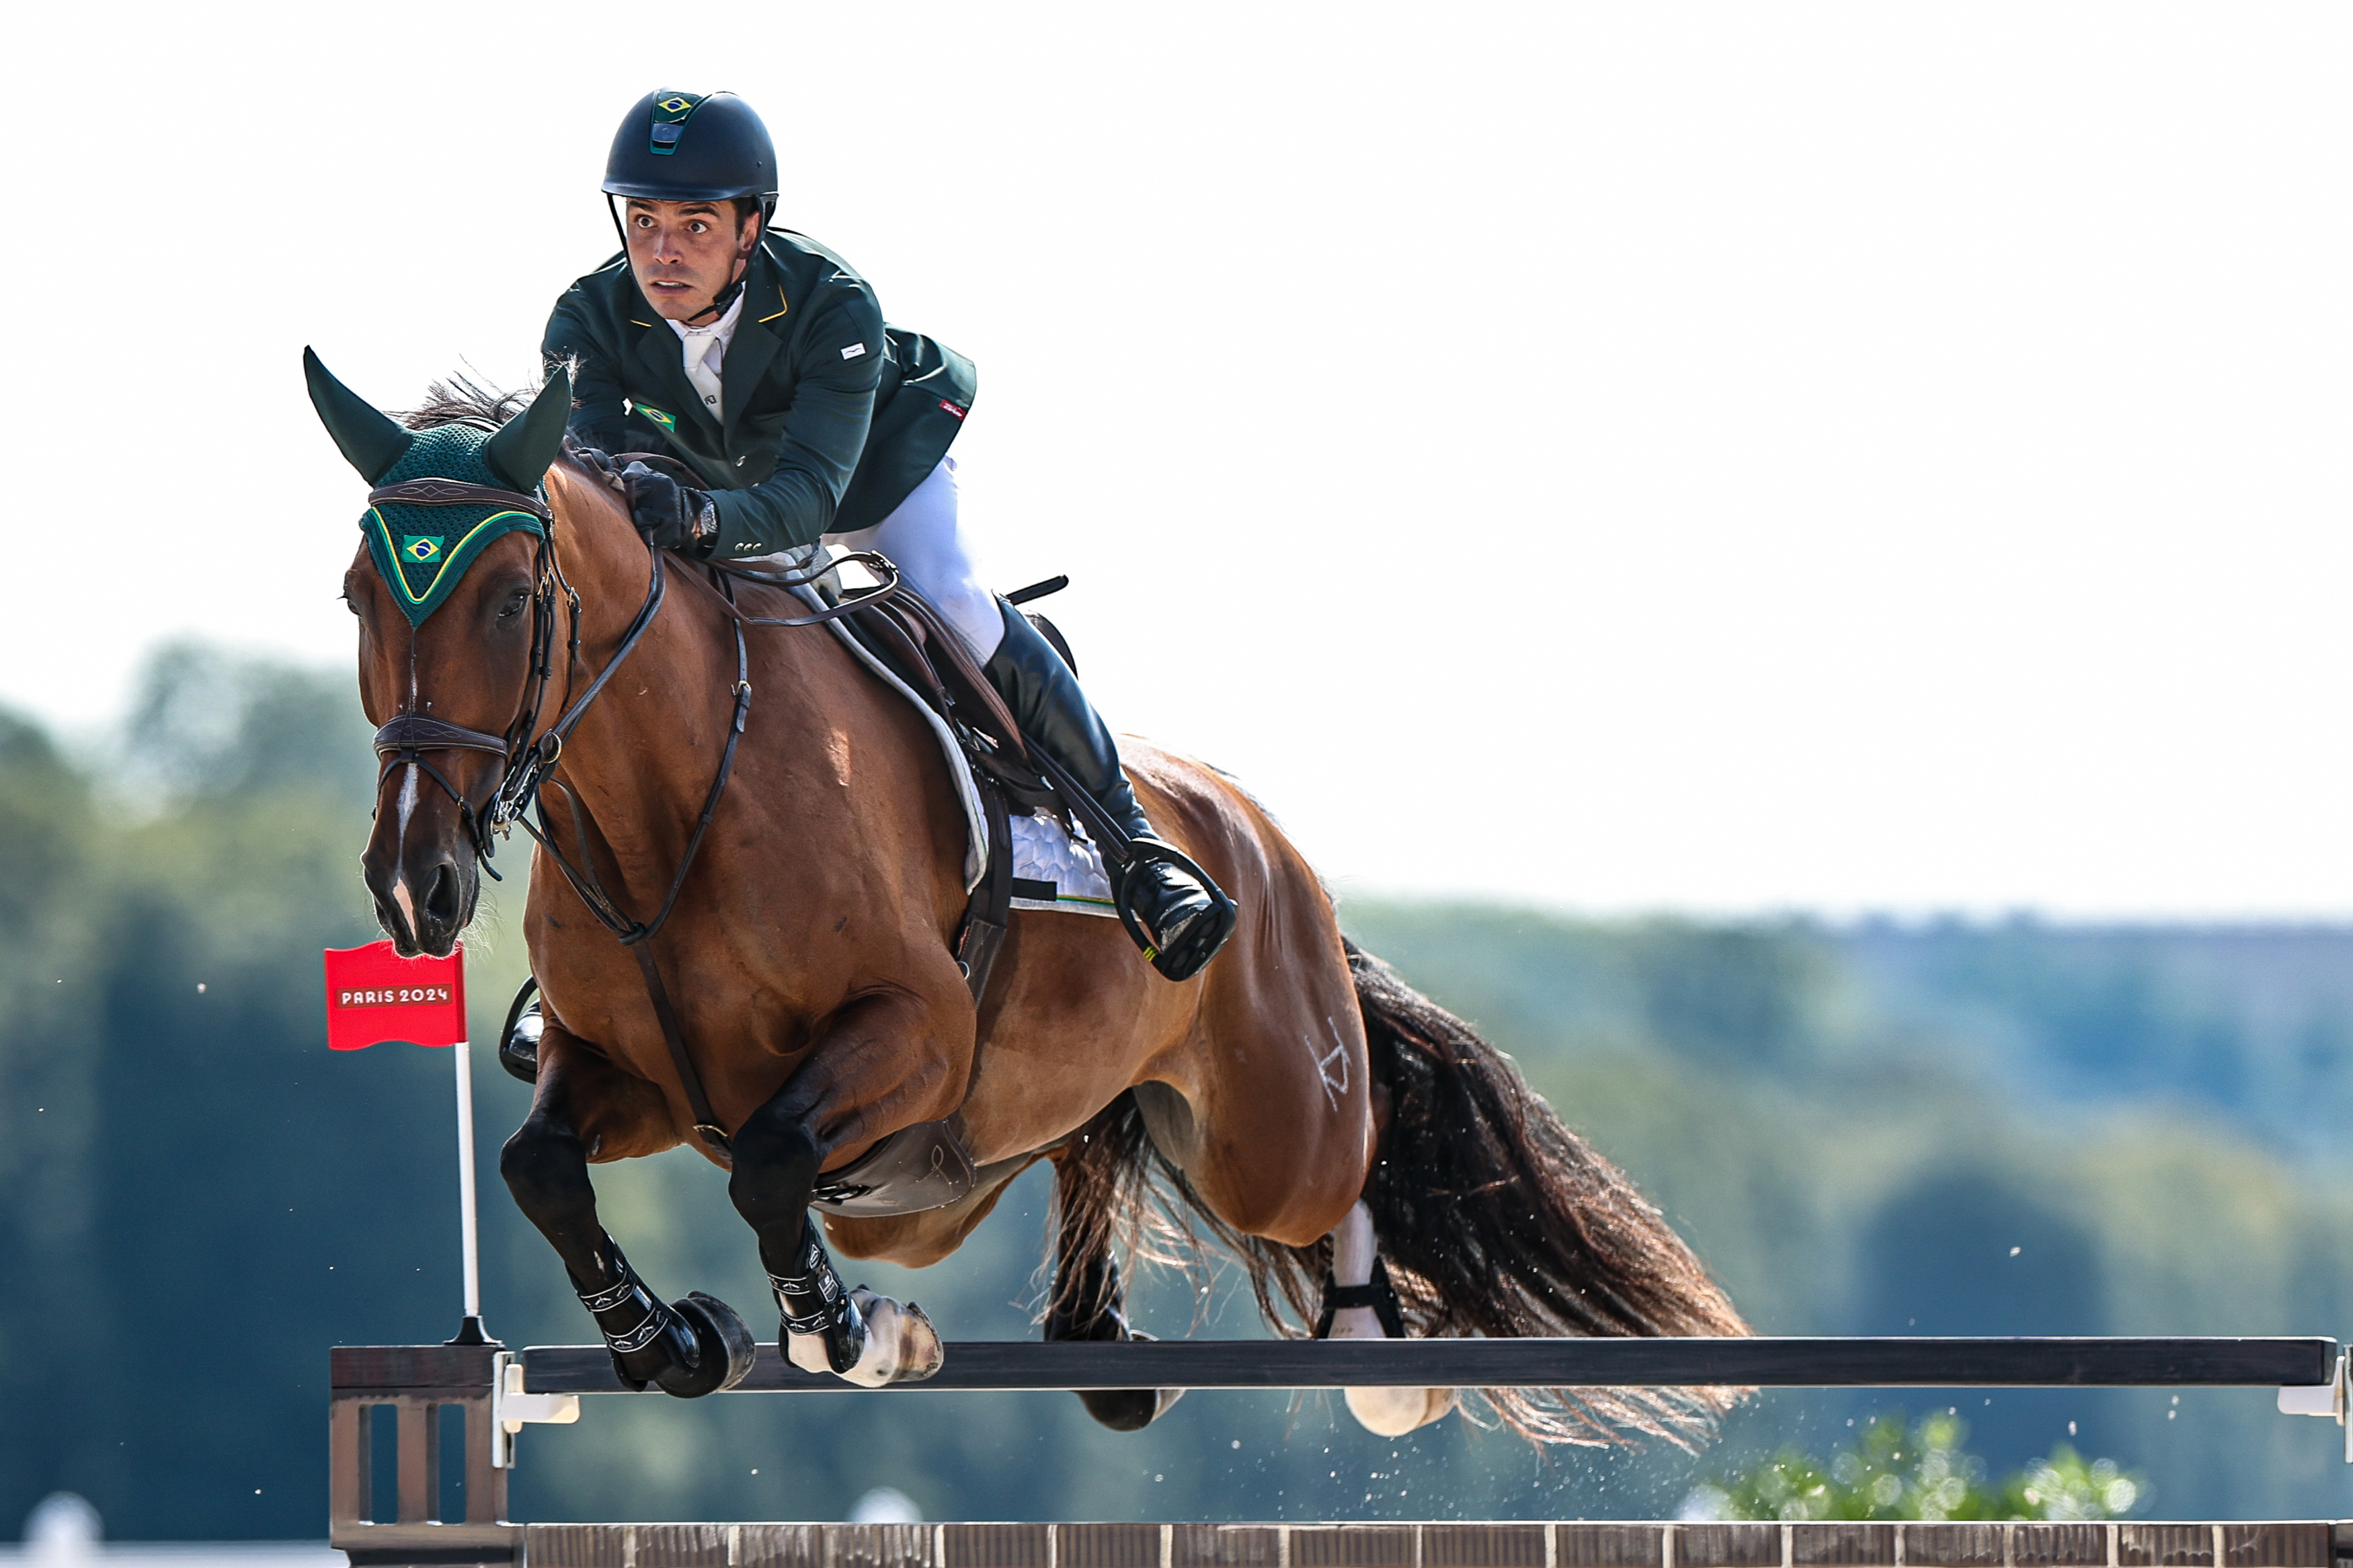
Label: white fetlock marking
xmin=1345 ymin=1385 xmax=1458 ymax=1437
xmin=1332 ymin=1200 xmax=1378 ymax=1287
xmin=838 ymin=1288 xmax=943 ymax=1388
xmin=1325 ymin=1200 xmax=1454 ymax=1436
xmin=785 ymin=1329 xmax=832 ymax=1375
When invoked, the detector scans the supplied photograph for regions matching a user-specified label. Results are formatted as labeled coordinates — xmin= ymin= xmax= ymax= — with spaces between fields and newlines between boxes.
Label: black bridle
xmin=366 ymin=464 xmax=900 ymax=1154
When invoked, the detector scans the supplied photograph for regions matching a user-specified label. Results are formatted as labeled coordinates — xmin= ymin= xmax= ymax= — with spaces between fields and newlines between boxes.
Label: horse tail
xmin=1346 ymin=936 xmax=1752 ymax=1446
xmin=1047 ymin=939 xmax=1751 ymax=1447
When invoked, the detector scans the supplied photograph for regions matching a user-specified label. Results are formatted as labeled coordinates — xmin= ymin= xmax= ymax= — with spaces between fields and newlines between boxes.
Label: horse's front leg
xmin=500 ymin=1024 xmax=754 ymax=1397
xmin=729 ymin=991 xmax=963 ymax=1387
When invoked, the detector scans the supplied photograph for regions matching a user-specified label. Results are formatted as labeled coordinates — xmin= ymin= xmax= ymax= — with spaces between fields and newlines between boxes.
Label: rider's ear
xmin=483 ymin=368 xmax=572 ymax=493
xmin=303 ymin=347 xmax=415 ymax=483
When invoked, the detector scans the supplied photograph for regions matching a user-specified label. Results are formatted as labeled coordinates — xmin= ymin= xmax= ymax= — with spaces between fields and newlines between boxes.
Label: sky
xmin=5 ymin=3 xmax=2350 ymax=918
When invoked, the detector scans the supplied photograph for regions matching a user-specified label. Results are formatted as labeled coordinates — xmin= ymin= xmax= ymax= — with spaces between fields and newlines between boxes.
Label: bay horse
xmin=311 ymin=354 xmax=1749 ymax=1445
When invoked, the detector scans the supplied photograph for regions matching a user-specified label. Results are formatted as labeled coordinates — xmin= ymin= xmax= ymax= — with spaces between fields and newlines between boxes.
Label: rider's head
xmin=603 ymin=90 xmax=779 ymax=325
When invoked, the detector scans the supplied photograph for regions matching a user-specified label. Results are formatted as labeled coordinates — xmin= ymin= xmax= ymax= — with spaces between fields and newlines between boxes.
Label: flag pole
xmin=450 ymin=1037 xmax=489 ymax=1346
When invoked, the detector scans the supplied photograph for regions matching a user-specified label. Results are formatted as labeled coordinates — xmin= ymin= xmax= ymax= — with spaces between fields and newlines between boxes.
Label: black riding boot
xmin=982 ymin=602 xmax=1236 ymax=981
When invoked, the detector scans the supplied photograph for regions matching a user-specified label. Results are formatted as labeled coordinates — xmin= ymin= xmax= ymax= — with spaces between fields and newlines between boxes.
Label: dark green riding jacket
xmin=542 ymin=229 xmax=976 ymax=557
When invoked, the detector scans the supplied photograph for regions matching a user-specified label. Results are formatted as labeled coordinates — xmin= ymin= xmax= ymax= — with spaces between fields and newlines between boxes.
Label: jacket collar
xmin=717 ymin=246 xmax=789 ymax=434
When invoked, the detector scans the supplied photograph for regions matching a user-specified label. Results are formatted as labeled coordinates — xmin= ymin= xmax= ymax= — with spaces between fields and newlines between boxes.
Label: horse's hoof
xmin=655 ymin=1292 xmax=756 ymax=1398
xmin=837 ymin=1288 xmax=943 ymax=1387
xmin=1344 ymin=1385 xmax=1456 ymax=1436
xmin=1073 ymin=1329 xmax=1184 ymax=1432
xmin=1078 ymin=1383 xmax=1186 ymax=1432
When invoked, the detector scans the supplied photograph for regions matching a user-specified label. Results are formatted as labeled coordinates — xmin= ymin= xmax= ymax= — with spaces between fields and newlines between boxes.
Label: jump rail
xmin=326 ymin=1336 xmax=2353 ymax=1568
xmin=520 ymin=1335 xmax=2340 ymax=1393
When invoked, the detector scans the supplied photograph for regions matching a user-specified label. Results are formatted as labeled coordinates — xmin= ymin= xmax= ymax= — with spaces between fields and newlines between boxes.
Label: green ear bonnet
xmin=303 ymin=349 xmax=571 ymax=627
xmin=361 ymin=429 xmax=549 ymax=626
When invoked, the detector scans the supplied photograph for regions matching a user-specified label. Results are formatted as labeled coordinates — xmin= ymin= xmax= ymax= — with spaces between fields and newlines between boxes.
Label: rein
xmin=367 ymin=463 xmax=902 ymax=1158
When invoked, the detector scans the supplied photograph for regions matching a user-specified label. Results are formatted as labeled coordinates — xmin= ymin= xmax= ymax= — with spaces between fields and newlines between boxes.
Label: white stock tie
xmin=682 ymin=331 xmax=724 ymax=421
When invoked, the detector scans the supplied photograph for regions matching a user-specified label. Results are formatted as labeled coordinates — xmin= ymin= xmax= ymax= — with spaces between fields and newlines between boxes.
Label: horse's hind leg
xmin=1044 ymin=1121 xmax=1183 ymax=1432
xmin=498 ymin=1026 xmax=753 ymax=1398
xmin=1320 ymin=1200 xmax=1455 ymax=1436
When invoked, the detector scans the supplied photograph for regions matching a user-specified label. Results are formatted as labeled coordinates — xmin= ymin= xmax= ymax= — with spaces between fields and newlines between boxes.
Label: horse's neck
xmin=539 ymin=463 xmax=723 ymax=870
xmin=535 ymin=462 xmax=864 ymax=879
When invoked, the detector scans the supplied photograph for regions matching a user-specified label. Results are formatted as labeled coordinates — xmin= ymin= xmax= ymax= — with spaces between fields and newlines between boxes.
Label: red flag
xmin=323 ymin=940 xmax=467 ymax=1051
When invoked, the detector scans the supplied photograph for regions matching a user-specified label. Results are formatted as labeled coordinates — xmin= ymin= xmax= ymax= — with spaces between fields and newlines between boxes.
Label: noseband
xmin=367 ymin=458 xmax=900 ymax=1157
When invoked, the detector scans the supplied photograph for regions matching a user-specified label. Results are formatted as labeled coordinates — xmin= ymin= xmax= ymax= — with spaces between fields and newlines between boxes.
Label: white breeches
xmin=824 ymin=456 xmax=1004 ymax=663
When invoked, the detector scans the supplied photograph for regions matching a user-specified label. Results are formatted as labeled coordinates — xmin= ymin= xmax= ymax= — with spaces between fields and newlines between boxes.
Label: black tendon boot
xmin=573 ymin=1243 xmax=753 ymax=1398
xmin=768 ymin=1223 xmax=869 ymax=1376
xmin=983 ymin=603 xmax=1237 ymax=981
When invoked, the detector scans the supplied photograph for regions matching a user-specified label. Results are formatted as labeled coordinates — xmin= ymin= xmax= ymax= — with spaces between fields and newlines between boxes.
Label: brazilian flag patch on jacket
xmin=362 ymin=427 xmax=547 ymax=626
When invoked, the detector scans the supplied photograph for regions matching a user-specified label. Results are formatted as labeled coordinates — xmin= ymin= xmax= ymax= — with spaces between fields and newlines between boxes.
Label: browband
xmin=374 ymin=714 xmax=512 ymax=758
xmin=368 ymin=476 xmax=551 ymax=522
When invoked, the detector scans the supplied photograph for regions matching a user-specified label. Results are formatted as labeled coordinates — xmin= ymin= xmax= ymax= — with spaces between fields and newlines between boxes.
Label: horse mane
xmin=397 ymin=372 xmax=532 ymax=434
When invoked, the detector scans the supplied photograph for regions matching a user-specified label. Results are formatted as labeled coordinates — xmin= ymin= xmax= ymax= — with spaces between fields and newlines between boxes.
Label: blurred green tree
xmin=1687 ymin=1411 xmax=2144 ymax=1522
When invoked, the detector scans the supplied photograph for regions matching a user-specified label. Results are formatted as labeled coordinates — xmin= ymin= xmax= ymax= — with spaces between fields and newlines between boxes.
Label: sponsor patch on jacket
xmin=840 ymin=342 xmax=867 ymax=360
xmin=939 ymin=400 xmax=967 ymax=419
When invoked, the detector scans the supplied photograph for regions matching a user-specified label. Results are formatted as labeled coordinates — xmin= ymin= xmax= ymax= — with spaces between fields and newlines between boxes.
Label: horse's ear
xmin=304 ymin=347 xmax=414 ymax=483
xmin=483 ymin=369 xmax=573 ymax=494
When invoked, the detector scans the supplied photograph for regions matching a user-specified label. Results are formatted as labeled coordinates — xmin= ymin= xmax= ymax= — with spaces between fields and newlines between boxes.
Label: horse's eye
xmin=340 ymin=590 xmax=360 ymax=617
xmin=497 ymin=589 xmax=530 ymax=622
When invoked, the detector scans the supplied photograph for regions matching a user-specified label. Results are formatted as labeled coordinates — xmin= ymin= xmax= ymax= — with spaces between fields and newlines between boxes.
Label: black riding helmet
xmin=602 ymin=89 xmax=778 ymax=321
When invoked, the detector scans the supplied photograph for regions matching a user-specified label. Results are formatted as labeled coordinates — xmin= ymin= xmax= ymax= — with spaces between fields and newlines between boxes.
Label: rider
xmin=543 ymin=89 xmax=1234 ymax=983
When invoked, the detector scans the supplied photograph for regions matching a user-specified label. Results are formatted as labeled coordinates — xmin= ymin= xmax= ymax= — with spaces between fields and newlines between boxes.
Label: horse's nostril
xmin=424 ymin=862 xmax=462 ymax=926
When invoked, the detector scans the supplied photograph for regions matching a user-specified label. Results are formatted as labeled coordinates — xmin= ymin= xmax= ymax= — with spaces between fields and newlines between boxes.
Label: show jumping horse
xmin=311 ymin=355 xmax=1750 ymax=1446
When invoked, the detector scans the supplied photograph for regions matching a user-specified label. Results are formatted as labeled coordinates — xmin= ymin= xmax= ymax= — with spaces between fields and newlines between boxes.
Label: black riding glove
xmin=620 ymin=461 xmax=718 ymax=556
xmin=571 ymin=444 xmax=623 ymax=484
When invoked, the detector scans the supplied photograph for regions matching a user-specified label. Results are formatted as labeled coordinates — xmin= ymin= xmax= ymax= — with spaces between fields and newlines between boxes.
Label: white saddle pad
xmin=1009 ymin=812 xmax=1118 ymax=918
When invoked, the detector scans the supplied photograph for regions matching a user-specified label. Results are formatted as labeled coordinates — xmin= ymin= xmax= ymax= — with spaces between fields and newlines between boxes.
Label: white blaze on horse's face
xmin=625 ymin=198 xmax=760 ymax=323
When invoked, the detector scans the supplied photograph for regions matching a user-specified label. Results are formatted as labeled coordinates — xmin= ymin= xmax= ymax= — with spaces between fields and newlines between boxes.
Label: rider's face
xmin=623 ymin=199 xmax=759 ymax=321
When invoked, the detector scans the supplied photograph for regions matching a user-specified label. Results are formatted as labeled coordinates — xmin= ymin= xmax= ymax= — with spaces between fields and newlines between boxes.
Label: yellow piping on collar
xmin=630 ymin=319 xmax=654 ymax=328
xmin=757 ymin=286 xmax=788 ymax=323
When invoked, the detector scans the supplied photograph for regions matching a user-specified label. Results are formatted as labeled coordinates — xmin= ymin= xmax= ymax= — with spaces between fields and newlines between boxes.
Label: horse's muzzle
xmin=364 ymin=833 xmax=479 ymax=958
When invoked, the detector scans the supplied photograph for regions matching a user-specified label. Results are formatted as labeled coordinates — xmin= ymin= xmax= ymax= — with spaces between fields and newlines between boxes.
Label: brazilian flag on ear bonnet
xmin=303 ymin=348 xmax=571 ymax=627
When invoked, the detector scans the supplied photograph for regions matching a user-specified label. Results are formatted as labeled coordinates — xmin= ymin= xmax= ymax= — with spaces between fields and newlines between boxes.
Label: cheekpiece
xmin=362 ymin=427 xmax=547 ymax=627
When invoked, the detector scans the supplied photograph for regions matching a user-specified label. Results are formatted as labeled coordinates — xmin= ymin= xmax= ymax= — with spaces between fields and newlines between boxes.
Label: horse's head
xmin=307 ymin=349 xmax=571 ymax=956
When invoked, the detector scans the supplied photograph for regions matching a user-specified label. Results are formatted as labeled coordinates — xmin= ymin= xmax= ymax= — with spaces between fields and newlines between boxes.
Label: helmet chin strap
xmin=684 ymin=259 xmax=748 ymax=326
xmin=606 ymin=194 xmax=756 ymax=328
